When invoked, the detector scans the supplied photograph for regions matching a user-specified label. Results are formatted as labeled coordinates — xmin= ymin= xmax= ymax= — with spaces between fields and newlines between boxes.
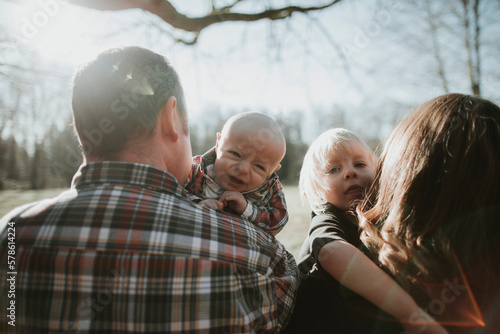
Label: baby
xmin=184 ymin=111 xmax=288 ymax=236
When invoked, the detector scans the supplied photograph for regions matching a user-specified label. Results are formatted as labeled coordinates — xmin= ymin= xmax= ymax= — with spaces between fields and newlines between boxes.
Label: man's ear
xmin=159 ymin=96 xmax=179 ymax=142
xmin=274 ymin=164 xmax=282 ymax=173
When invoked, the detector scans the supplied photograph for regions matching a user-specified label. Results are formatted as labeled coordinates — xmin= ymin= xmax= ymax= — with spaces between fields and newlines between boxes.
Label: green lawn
xmin=277 ymin=185 xmax=310 ymax=258
xmin=0 ymin=188 xmax=66 ymax=217
xmin=0 ymin=186 xmax=310 ymax=258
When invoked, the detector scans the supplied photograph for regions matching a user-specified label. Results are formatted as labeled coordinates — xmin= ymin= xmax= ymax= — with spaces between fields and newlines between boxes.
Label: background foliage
xmin=1 ymin=0 xmax=499 ymax=190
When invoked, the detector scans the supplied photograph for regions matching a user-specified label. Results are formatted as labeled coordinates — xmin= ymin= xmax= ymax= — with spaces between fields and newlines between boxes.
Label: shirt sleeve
xmin=307 ymin=211 xmax=359 ymax=262
xmin=240 ymin=181 xmax=288 ymax=236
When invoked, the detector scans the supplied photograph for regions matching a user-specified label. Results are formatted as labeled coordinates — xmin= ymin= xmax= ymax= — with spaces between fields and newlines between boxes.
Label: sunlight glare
xmin=16 ymin=1 xmax=107 ymax=66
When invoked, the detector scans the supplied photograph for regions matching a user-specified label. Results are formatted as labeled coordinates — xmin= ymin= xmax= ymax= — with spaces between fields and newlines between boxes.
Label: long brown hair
xmin=359 ymin=93 xmax=500 ymax=288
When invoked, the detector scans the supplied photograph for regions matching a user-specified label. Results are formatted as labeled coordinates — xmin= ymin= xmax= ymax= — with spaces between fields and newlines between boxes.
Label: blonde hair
xmin=299 ymin=128 xmax=377 ymax=214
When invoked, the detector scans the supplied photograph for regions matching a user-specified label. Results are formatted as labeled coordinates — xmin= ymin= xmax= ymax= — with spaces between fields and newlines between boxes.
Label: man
xmin=0 ymin=47 xmax=299 ymax=333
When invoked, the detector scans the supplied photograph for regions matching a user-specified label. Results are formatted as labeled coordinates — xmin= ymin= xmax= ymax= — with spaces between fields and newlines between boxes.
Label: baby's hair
xmin=218 ymin=111 xmax=286 ymax=162
xmin=220 ymin=111 xmax=285 ymax=147
xmin=299 ymin=128 xmax=377 ymax=214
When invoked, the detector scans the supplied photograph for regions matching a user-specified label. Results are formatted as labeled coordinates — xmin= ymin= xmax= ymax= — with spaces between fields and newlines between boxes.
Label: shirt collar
xmin=71 ymin=161 xmax=187 ymax=197
xmin=315 ymin=203 xmax=351 ymax=222
xmin=199 ymin=147 xmax=217 ymax=170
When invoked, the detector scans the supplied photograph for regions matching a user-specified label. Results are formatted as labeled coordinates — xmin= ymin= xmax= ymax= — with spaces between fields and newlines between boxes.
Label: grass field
xmin=0 ymin=186 xmax=310 ymax=258
xmin=0 ymin=188 xmax=66 ymax=217
xmin=276 ymin=186 xmax=310 ymax=257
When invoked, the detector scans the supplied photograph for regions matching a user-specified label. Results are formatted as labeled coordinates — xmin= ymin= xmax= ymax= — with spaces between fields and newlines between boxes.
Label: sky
xmin=2 ymin=0 xmax=499 ymax=146
xmin=1 ymin=0 xmax=384 ymax=115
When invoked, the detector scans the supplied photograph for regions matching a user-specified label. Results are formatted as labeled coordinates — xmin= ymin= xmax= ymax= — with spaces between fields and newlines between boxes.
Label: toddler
xmin=296 ymin=128 xmax=443 ymax=332
xmin=184 ymin=111 xmax=288 ymax=236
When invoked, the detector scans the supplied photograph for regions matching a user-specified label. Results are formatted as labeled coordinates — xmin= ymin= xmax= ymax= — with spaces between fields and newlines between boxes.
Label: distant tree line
xmin=0 ymin=121 xmax=82 ymax=190
xmin=2 ymin=0 xmax=499 ymax=191
xmin=0 ymin=106 xmax=382 ymax=190
xmin=189 ymin=108 xmax=313 ymax=185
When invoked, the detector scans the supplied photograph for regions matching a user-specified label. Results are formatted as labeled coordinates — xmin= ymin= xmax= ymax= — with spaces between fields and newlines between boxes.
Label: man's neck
xmin=85 ymin=139 xmax=169 ymax=172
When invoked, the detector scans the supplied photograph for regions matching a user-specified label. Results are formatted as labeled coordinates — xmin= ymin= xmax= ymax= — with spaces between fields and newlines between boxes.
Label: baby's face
xmin=213 ymin=129 xmax=284 ymax=192
xmin=322 ymin=146 xmax=376 ymax=212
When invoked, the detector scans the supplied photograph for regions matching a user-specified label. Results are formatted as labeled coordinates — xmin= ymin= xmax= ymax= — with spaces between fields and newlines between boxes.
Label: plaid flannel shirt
xmin=184 ymin=148 xmax=288 ymax=236
xmin=0 ymin=162 xmax=299 ymax=333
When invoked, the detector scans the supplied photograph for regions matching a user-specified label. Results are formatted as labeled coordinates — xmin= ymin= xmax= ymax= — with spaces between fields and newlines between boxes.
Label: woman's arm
xmin=318 ymin=241 xmax=448 ymax=334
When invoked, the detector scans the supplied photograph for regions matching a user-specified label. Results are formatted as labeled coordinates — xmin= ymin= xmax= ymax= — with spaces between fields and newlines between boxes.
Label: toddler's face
xmin=322 ymin=146 xmax=376 ymax=212
xmin=213 ymin=130 xmax=283 ymax=192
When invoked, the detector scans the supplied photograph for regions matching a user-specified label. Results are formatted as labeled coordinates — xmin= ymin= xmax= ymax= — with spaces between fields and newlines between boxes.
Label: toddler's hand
xmin=199 ymin=199 xmax=224 ymax=210
xmin=219 ymin=191 xmax=248 ymax=214
xmin=400 ymin=308 xmax=449 ymax=334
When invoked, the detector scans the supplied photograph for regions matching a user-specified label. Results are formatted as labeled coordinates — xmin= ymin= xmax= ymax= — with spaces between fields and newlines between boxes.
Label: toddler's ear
xmin=274 ymin=164 xmax=282 ymax=172
xmin=215 ymin=132 xmax=222 ymax=149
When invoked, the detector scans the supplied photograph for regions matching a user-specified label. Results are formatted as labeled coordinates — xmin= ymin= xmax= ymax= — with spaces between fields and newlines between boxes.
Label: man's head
xmin=213 ymin=112 xmax=286 ymax=192
xmin=72 ymin=46 xmax=189 ymax=159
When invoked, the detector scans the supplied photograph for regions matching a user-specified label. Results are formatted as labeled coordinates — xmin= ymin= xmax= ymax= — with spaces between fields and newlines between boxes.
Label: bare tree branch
xmin=472 ymin=0 xmax=481 ymax=96
xmin=220 ymin=0 xmax=245 ymax=13
xmin=461 ymin=0 xmax=481 ymax=95
xmin=425 ymin=0 xmax=449 ymax=93
xmin=64 ymin=0 xmax=342 ymax=34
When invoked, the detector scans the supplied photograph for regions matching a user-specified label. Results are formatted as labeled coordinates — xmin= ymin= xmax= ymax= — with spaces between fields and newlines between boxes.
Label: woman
xmin=359 ymin=93 xmax=500 ymax=333
xmin=284 ymin=94 xmax=500 ymax=334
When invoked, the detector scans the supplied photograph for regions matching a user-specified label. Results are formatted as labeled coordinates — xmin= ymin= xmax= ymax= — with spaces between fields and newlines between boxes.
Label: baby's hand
xmin=199 ymin=199 xmax=224 ymax=210
xmin=219 ymin=191 xmax=248 ymax=214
